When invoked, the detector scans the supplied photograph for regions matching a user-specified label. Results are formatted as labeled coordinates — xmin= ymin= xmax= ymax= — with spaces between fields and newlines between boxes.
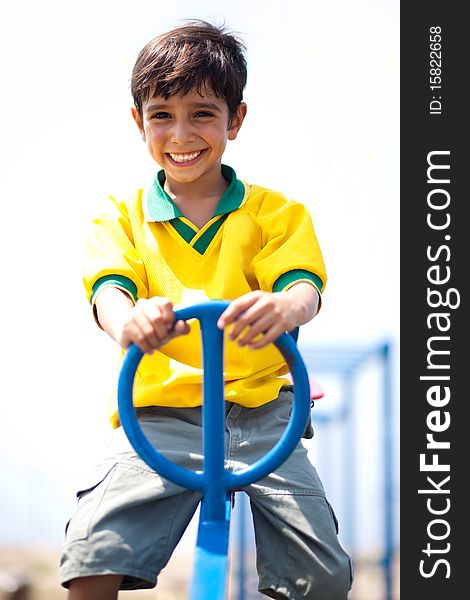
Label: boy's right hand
xmin=95 ymin=288 xmax=190 ymax=354
xmin=118 ymin=297 xmax=190 ymax=354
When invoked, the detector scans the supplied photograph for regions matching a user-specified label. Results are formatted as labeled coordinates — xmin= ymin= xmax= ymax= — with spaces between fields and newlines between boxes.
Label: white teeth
xmin=168 ymin=150 xmax=202 ymax=163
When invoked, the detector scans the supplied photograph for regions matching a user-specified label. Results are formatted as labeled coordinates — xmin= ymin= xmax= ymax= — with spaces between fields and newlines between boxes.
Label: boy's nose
xmin=170 ymin=120 xmax=195 ymax=144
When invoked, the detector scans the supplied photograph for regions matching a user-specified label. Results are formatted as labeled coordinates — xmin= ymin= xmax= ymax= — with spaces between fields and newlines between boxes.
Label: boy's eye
xmin=152 ymin=112 xmax=170 ymax=119
xmin=195 ymin=111 xmax=213 ymax=118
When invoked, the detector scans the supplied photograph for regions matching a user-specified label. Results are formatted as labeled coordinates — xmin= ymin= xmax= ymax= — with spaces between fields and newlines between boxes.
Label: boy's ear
xmin=228 ymin=102 xmax=247 ymax=141
xmin=131 ymin=106 xmax=146 ymax=141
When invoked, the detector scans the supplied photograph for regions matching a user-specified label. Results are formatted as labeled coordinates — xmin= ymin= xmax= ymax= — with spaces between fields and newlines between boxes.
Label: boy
xmin=60 ymin=20 xmax=353 ymax=600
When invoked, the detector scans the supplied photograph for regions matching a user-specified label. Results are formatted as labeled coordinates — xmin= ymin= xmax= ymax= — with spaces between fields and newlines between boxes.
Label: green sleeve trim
xmin=273 ymin=270 xmax=323 ymax=293
xmin=91 ymin=275 xmax=138 ymax=304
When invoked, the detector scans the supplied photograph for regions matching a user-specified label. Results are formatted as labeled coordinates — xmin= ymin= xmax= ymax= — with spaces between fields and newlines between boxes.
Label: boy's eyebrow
xmin=145 ymin=101 xmax=223 ymax=112
xmin=192 ymin=102 xmax=222 ymax=111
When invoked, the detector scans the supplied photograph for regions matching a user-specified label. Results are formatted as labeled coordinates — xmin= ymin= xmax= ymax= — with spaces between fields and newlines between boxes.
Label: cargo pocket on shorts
xmin=283 ymin=385 xmax=314 ymax=439
xmin=324 ymin=498 xmax=354 ymax=589
xmin=65 ymin=461 xmax=117 ymax=542
xmin=324 ymin=498 xmax=339 ymax=534
xmin=302 ymin=416 xmax=314 ymax=439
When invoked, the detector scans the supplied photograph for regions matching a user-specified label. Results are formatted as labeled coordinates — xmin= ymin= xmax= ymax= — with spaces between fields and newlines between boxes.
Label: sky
xmin=0 ymin=0 xmax=399 ymax=553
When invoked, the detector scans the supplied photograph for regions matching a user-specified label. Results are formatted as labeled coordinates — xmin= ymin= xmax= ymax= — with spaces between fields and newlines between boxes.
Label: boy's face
xmin=132 ymin=88 xmax=246 ymax=186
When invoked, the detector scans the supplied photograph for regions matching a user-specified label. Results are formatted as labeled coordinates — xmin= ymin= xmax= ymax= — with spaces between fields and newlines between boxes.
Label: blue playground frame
xmin=117 ymin=300 xmax=312 ymax=600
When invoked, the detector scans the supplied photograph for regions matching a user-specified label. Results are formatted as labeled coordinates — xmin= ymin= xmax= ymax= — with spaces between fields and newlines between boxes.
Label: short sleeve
xmin=252 ymin=199 xmax=327 ymax=295
xmin=83 ymin=195 xmax=149 ymax=308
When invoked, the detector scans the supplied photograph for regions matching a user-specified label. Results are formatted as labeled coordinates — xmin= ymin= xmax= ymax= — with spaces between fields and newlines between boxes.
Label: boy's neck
xmin=163 ymin=163 xmax=229 ymax=228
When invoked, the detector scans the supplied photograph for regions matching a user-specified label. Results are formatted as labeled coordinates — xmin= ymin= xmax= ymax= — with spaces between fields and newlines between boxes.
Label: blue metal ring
xmin=117 ymin=300 xmax=311 ymax=492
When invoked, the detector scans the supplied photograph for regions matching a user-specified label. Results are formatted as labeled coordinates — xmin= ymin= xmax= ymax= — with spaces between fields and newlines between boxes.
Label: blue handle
xmin=117 ymin=300 xmax=311 ymax=497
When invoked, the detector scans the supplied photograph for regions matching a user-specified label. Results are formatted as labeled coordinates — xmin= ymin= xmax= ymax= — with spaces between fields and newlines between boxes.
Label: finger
xmin=248 ymin=324 xmax=284 ymax=350
xmin=136 ymin=301 xmax=176 ymax=347
xmin=237 ymin=313 xmax=281 ymax=346
xmin=217 ymin=292 xmax=260 ymax=329
xmin=169 ymin=320 xmax=190 ymax=337
xmin=227 ymin=302 xmax=271 ymax=341
xmin=132 ymin=313 xmax=162 ymax=352
xmin=153 ymin=298 xmax=175 ymax=327
xmin=140 ymin=303 xmax=172 ymax=340
xmin=153 ymin=315 xmax=172 ymax=341
xmin=131 ymin=329 xmax=157 ymax=355
xmin=157 ymin=320 xmax=191 ymax=347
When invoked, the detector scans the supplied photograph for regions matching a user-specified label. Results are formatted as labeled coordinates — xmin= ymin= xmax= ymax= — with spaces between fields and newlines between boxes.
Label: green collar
xmin=145 ymin=164 xmax=245 ymax=222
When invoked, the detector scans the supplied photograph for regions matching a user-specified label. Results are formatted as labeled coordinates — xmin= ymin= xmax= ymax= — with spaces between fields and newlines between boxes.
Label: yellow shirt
xmin=84 ymin=165 xmax=326 ymax=427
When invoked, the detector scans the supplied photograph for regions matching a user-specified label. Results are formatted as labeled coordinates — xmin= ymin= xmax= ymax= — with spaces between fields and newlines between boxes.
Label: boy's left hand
xmin=217 ymin=287 xmax=318 ymax=350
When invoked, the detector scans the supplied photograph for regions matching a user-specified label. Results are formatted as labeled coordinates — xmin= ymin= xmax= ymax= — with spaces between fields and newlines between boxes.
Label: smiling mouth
xmin=167 ymin=150 xmax=205 ymax=164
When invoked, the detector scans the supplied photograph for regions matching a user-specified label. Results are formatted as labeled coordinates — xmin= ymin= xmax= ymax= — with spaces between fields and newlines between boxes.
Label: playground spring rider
xmin=117 ymin=300 xmax=311 ymax=600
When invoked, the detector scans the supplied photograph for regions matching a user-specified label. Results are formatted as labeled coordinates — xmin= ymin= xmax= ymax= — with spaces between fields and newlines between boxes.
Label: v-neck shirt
xmin=84 ymin=165 xmax=326 ymax=427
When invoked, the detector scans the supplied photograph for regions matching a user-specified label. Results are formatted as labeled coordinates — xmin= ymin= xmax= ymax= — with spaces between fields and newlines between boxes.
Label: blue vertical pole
xmin=199 ymin=316 xmax=227 ymax=521
xmin=236 ymin=493 xmax=247 ymax=600
xmin=382 ymin=342 xmax=393 ymax=600
xmin=190 ymin=312 xmax=232 ymax=600
xmin=342 ymin=372 xmax=355 ymax=555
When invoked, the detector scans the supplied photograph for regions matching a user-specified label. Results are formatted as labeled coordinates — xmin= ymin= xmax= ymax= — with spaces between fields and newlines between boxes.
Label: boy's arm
xmin=95 ymin=287 xmax=189 ymax=354
xmin=217 ymin=282 xmax=319 ymax=350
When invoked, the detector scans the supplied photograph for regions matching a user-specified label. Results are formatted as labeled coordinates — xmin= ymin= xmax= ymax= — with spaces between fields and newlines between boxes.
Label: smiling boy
xmin=59 ymin=21 xmax=353 ymax=599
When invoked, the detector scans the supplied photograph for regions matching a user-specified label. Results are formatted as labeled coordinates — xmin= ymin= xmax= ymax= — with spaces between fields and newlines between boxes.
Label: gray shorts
xmin=59 ymin=389 xmax=353 ymax=599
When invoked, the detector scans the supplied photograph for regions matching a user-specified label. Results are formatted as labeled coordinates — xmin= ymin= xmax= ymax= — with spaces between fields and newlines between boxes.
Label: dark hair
xmin=131 ymin=20 xmax=247 ymax=122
